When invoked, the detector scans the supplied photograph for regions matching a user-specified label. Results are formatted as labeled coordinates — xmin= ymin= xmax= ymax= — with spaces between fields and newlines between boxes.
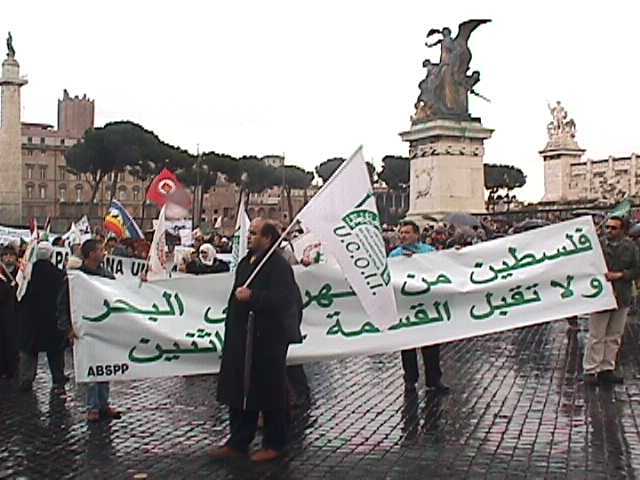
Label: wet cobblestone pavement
xmin=3 ymin=317 xmax=640 ymax=479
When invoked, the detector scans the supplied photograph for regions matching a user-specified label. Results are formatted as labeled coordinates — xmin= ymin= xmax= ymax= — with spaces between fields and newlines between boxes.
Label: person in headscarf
xmin=186 ymin=243 xmax=230 ymax=275
xmin=17 ymin=242 xmax=67 ymax=392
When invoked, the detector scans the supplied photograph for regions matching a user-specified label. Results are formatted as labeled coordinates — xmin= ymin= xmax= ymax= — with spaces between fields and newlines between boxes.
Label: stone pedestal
xmin=540 ymin=140 xmax=585 ymax=203
xmin=0 ymin=57 xmax=27 ymax=225
xmin=399 ymin=119 xmax=493 ymax=220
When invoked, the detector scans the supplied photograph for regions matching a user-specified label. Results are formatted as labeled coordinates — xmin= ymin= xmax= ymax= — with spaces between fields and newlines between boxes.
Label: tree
xmin=484 ymin=164 xmax=527 ymax=211
xmin=315 ymin=157 xmax=345 ymax=184
xmin=378 ymin=155 xmax=410 ymax=191
xmin=276 ymin=165 xmax=314 ymax=221
xmin=315 ymin=157 xmax=375 ymax=185
xmin=64 ymin=128 xmax=110 ymax=211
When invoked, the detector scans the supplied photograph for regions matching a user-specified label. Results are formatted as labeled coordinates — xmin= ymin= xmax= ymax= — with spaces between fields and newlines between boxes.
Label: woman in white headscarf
xmin=186 ymin=243 xmax=230 ymax=275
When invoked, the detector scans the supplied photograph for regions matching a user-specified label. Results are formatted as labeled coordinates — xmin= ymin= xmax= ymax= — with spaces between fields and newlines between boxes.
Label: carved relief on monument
xmin=412 ymin=141 xmax=484 ymax=158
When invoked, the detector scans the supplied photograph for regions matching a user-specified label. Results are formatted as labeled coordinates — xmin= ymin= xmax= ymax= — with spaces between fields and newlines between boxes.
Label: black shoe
xmin=598 ymin=370 xmax=624 ymax=384
xmin=428 ymin=381 xmax=450 ymax=394
xmin=584 ymin=374 xmax=599 ymax=386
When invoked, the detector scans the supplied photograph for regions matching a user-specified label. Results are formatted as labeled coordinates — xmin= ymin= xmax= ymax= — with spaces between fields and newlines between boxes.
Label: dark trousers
xmin=287 ymin=365 xmax=310 ymax=405
xmin=401 ymin=345 xmax=442 ymax=386
xmin=18 ymin=349 xmax=66 ymax=387
xmin=226 ymin=407 xmax=288 ymax=453
xmin=0 ymin=316 xmax=18 ymax=377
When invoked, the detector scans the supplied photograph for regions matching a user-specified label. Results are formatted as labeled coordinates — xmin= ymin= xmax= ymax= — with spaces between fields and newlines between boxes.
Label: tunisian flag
xmin=146 ymin=168 xmax=192 ymax=219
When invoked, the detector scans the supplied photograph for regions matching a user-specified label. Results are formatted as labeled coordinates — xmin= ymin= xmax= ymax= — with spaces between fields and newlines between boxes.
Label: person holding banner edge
xmin=58 ymin=239 xmax=122 ymax=422
xmin=210 ymin=218 xmax=303 ymax=462
xmin=583 ymin=215 xmax=640 ymax=385
xmin=389 ymin=220 xmax=450 ymax=394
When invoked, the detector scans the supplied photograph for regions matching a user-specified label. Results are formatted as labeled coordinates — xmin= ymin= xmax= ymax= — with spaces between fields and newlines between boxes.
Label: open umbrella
xmin=629 ymin=223 xmax=640 ymax=238
xmin=511 ymin=219 xmax=550 ymax=234
xmin=445 ymin=212 xmax=480 ymax=228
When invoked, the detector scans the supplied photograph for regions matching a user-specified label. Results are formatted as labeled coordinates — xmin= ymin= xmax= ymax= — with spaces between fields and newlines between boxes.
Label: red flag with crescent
xmin=146 ymin=168 xmax=191 ymax=213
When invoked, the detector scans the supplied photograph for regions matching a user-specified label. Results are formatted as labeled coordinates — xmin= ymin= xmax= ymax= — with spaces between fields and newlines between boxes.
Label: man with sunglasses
xmin=584 ymin=215 xmax=640 ymax=385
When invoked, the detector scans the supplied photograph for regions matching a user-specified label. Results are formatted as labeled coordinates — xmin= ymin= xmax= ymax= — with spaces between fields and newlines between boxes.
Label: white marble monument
xmin=540 ymin=101 xmax=585 ymax=202
xmin=400 ymin=119 xmax=492 ymax=218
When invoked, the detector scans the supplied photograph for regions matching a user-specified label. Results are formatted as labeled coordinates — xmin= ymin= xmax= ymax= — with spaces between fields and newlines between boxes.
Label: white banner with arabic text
xmin=70 ymin=217 xmax=615 ymax=382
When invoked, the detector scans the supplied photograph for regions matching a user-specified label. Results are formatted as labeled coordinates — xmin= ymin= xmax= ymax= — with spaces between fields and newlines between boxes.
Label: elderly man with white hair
xmin=17 ymin=242 xmax=67 ymax=393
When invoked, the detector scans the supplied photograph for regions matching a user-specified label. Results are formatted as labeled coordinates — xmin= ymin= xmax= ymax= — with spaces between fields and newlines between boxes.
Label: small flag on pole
xmin=230 ymin=194 xmax=250 ymax=271
xmin=104 ymin=200 xmax=144 ymax=240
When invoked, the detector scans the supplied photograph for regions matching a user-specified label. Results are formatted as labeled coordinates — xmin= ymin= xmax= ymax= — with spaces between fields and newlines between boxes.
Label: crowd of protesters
xmin=1 ymin=209 xmax=640 ymax=461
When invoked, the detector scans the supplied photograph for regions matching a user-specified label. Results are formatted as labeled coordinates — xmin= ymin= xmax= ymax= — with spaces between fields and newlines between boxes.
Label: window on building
xmin=58 ymin=166 xmax=66 ymax=180
xmin=75 ymin=185 xmax=83 ymax=203
xmin=60 ymin=138 xmax=65 ymax=146
xmin=40 ymin=137 xmax=45 ymax=145
xmin=27 ymin=137 xmax=32 ymax=144
xmin=26 ymin=184 xmax=33 ymax=199
xmin=26 ymin=165 xmax=33 ymax=179
xmin=132 ymin=187 xmax=140 ymax=201
xmin=39 ymin=185 xmax=46 ymax=200
xmin=118 ymin=172 xmax=125 ymax=182
xmin=39 ymin=166 xmax=47 ymax=180
xmin=59 ymin=186 xmax=66 ymax=202
xmin=118 ymin=187 xmax=127 ymax=201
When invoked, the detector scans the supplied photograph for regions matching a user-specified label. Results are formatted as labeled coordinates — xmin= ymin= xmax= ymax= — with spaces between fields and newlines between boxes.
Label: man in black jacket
xmin=209 ymin=218 xmax=303 ymax=462
xmin=58 ymin=239 xmax=122 ymax=422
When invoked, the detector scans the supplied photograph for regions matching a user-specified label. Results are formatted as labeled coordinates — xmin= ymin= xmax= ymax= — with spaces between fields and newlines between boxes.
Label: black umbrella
xmin=445 ymin=212 xmax=480 ymax=228
xmin=512 ymin=219 xmax=550 ymax=233
xmin=629 ymin=223 xmax=640 ymax=237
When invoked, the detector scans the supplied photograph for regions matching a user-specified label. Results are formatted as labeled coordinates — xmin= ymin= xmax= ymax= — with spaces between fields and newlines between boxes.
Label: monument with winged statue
xmin=400 ymin=19 xmax=493 ymax=218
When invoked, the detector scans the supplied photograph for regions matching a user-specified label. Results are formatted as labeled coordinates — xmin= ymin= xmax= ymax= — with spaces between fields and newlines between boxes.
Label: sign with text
xmin=70 ymin=217 xmax=615 ymax=382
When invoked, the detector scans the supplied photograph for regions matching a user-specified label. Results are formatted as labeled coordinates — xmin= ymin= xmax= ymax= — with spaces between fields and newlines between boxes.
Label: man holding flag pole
xmin=210 ymin=146 xmax=398 ymax=461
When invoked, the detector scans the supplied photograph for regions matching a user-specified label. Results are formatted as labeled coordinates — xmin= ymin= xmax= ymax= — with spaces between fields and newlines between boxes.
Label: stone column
xmin=399 ymin=119 xmax=493 ymax=220
xmin=0 ymin=56 xmax=27 ymax=225
xmin=540 ymin=145 xmax=585 ymax=202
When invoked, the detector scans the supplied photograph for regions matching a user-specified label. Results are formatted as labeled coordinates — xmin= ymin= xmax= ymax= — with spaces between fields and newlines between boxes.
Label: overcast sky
xmin=3 ymin=1 xmax=639 ymax=201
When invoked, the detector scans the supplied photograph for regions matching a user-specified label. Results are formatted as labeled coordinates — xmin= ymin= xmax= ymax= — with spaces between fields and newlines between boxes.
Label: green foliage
xmin=484 ymin=164 xmax=527 ymax=192
xmin=315 ymin=157 xmax=345 ymax=184
xmin=379 ymin=155 xmax=410 ymax=191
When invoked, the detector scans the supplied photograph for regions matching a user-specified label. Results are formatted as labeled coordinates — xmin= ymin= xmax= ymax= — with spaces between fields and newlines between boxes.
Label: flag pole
xmin=241 ymin=146 xmax=363 ymax=288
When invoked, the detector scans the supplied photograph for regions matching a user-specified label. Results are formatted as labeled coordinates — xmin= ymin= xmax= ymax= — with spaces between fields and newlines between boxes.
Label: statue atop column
xmin=6 ymin=32 xmax=15 ymax=59
xmin=544 ymin=100 xmax=579 ymax=149
xmin=412 ymin=19 xmax=490 ymax=125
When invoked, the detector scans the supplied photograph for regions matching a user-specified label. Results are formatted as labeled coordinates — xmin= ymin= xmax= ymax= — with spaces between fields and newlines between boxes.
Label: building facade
xmin=0 ymin=43 xmax=147 ymax=230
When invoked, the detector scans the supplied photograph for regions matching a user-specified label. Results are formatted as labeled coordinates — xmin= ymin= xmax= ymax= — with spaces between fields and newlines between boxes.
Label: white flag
xmin=76 ymin=215 xmax=92 ymax=242
xmin=62 ymin=222 xmax=82 ymax=245
xmin=16 ymin=221 xmax=38 ymax=301
xmin=147 ymin=205 xmax=170 ymax=281
xmin=297 ymin=147 xmax=398 ymax=328
xmin=230 ymin=194 xmax=250 ymax=271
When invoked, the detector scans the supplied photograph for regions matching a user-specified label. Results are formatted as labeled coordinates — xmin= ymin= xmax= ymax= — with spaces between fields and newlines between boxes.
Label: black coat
xmin=18 ymin=260 xmax=66 ymax=353
xmin=216 ymin=250 xmax=301 ymax=410
xmin=0 ymin=267 xmax=18 ymax=373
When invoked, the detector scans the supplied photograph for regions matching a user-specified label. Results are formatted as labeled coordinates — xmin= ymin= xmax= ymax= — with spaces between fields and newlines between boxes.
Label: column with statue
xmin=399 ymin=20 xmax=493 ymax=219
